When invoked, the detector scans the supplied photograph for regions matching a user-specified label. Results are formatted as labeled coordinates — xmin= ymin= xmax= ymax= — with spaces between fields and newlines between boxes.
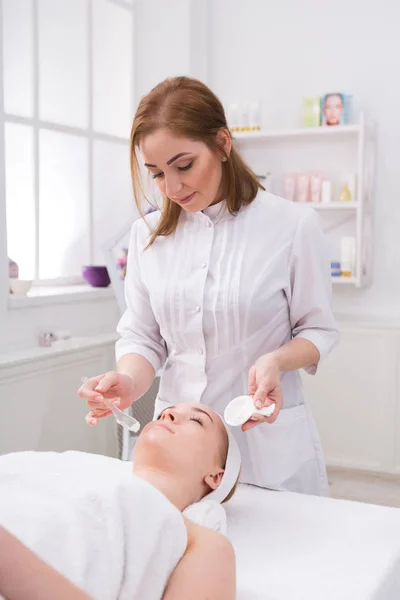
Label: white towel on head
xmin=0 ymin=451 xmax=187 ymax=600
xmin=183 ymin=500 xmax=228 ymax=535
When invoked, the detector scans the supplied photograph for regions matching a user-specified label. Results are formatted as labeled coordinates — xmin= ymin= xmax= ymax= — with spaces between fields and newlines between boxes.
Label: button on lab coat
xmin=116 ymin=191 xmax=339 ymax=495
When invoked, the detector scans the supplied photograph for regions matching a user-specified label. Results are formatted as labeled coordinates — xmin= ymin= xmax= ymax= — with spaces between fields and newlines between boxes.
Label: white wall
xmin=209 ymin=0 xmax=400 ymax=320
xmin=134 ymin=0 xmax=190 ymax=100
xmin=303 ymin=322 xmax=400 ymax=474
xmin=133 ymin=0 xmax=209 ymax=101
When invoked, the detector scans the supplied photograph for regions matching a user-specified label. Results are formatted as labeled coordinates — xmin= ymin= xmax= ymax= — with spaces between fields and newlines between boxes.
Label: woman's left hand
xmin=243 ymin=354 xmax=283 ymax=432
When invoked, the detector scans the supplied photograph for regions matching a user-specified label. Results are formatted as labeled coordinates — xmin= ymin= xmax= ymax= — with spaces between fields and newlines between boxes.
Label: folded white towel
xmin=183 ymin=500 xmax=227 ymax=535
xmin=0 ymin=451 xmax=187 ymax=600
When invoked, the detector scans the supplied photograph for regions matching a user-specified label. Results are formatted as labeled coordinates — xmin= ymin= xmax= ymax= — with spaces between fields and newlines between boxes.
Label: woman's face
xmin=140 ymin=128 xmax=229 ymax=213
xmin=324 ymin=94 xmax=344 ymax=126
xmin=134 ymin=403 xmax=227 ymax=496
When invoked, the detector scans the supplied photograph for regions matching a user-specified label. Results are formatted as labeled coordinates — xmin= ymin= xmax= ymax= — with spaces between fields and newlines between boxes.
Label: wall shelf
xmin=332 ymin=277 xmax=357 ymax=285
xmin=235 ymin=112 xmax=374 ymax=289
xmin=233 ymin=124 xmax=360 ymax=141
xmin=309 ymin=202 xmax=359 ymax=211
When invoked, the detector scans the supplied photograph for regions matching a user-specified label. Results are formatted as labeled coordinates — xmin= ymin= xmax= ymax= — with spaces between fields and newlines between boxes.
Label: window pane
xmin=2 ymin=0 xmax=34 ymax=117
xmin=38 ymin=0 xmax=89 ymax=128
xmin=5 ymin=123 xmax=36 ymax=279
xmin=92 ymin=0 xmax=133 ymax=137
xmin=92 ymin=140 xmax=137 ymax=265
xmin=39 ymin=130 xmax=89 ymax=279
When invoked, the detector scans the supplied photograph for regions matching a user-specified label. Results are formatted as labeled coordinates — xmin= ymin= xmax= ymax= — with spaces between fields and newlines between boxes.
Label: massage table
xmin=3 ymin=450 xmax=399 ymax=599
xmin=226 ymin=484 xmax=400 ymax=600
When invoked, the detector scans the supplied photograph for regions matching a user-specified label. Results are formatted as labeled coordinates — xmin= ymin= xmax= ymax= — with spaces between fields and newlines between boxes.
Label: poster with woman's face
xmin=322 ymin=93 xmax=345 ymax=126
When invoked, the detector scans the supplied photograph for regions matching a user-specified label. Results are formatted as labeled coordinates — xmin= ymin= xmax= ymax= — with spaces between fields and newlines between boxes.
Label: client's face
xmin=134 ymin=403 xmax=228 ymax=499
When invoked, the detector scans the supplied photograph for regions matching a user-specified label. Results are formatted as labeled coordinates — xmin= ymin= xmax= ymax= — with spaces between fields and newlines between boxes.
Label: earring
xmin=221 ymin=156 xmax=227 ymax=162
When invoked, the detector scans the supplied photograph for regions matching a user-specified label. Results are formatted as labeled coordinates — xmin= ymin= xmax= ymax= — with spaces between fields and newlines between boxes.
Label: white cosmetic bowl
xmin=9 ymin=278 xmax=33 ymax=296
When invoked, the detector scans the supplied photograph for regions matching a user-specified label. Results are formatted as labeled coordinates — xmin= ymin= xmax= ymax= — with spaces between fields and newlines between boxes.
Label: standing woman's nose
xmin=164 ymin=172 xmax=183 ymax=199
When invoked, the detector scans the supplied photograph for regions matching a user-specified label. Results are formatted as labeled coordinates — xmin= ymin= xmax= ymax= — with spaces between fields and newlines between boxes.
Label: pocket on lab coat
xmin=241 ymin=404 xmax=318 ymax=492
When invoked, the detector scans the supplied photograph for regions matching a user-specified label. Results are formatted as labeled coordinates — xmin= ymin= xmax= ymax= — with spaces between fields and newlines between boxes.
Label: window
xmin=2 ymin=0 xmax=137 ymax=284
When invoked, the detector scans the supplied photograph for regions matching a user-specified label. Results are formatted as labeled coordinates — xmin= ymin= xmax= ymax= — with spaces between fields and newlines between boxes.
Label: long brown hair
xmin=130 ymin=76 xmax=263 ymax=247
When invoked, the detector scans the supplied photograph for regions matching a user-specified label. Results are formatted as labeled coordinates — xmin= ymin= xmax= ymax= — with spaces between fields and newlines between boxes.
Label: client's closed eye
xmin=190 ymin=416 xmax=204 ymax=426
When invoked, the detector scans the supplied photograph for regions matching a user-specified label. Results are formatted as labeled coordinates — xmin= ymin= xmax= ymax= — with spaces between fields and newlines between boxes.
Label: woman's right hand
xmin=77 ymin=371 xmax=134 ymax=426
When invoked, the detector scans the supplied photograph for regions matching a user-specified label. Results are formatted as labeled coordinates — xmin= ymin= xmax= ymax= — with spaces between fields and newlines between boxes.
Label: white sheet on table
xmin=226 ymin=483 xmax=400 ymax=600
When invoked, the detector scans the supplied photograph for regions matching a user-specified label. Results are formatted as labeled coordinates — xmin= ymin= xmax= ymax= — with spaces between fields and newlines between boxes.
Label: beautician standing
xmin=79 ymin=77 xmax=339 ymax=496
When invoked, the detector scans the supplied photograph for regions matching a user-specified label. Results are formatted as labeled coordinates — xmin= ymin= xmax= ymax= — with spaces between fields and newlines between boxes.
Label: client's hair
xmin=217 ymin=427 xmax=240 ymax=504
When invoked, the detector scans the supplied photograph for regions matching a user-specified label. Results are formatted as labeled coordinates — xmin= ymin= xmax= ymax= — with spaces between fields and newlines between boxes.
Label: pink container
xmin=296 ymin=173 xmax=310 ymax=203
xmin=310 ymin=174 xmax=323 ymax=203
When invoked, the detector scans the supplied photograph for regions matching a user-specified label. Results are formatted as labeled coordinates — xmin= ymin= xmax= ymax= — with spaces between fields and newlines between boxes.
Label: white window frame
xmin=0 ymin=2 xmax=8 ymax=312
xmin=2 ymin=0 xmax=134 ymax=288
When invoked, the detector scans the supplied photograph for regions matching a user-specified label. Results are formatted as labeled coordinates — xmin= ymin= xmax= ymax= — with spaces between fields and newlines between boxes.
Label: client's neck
xmin=133 ymin=466 xmax=199 ymax=511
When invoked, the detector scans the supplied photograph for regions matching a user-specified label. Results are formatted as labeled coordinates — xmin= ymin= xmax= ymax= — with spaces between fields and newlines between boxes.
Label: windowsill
xmin=0 ymin=332 xmax=119 ymax=369
xmin=8 ymin=284 xmax=115 ymax=309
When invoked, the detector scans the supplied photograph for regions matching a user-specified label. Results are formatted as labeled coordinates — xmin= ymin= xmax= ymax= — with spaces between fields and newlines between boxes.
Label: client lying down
xmin=0 ymin=403 xmax=240 ymax=600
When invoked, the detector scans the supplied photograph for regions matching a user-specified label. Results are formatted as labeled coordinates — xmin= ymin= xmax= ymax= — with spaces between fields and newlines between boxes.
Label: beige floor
xmin=327 ymin=466 xmax=400 ymax=508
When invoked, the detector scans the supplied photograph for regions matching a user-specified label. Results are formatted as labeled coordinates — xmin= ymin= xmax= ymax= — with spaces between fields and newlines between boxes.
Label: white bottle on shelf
xmin=321 ymin=180 xmax=332 ymax=203
xmin=249 ymin=101 xmax=261 ymax=131
xmin=240 ymin=104 xmax=250 ymax=132
xmin=228 ymin=103 xmax=239 ymax=133
xmin=340 ymin=236 xmax=356 ymax=277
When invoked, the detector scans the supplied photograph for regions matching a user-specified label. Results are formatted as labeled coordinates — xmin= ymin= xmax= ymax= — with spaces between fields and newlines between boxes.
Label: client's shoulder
xmin=183 ymin=517 xmax=236 ymax=597
xmin=163 ymin=517 xmax=235 ymax=599
xmin=183 ymin=516 xmax=234 ymax=557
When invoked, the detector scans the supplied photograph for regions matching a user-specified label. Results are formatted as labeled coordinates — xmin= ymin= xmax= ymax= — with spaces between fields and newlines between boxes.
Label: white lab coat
xmin=116 ymin=191 xmax=339 ymax=496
